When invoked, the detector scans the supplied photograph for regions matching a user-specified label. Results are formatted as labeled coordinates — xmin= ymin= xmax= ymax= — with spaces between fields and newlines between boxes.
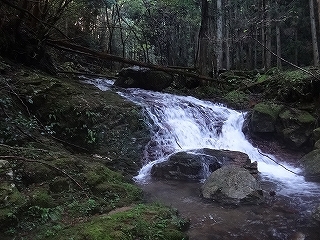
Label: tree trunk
xmin=225 ymin=0 xmax=231 ymax=70
xmin=310 ymin=0 xmax=320 ymax=66
xmin=216 ymin=0 xmax=223 ymax=72
xmin=197 ymin=0 xmax=209 ymax=75
xmin=265 ymin=0 xmax=272 ymax=69
xmin=276 ymin=24 xmax=282 ymax=69
xmin=261 ymin=0 xmax=266 ymax=69
xmin=276 ymin=0 xmax=282 ymax=69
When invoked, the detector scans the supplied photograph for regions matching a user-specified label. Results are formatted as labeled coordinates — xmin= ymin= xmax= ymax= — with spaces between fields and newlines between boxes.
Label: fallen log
xmin=46 ymin=39 xmax=224 ymax=83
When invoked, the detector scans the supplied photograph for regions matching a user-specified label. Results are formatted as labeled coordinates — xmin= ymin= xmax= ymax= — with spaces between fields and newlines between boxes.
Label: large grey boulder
xmin=150 ymin=148 xmax=254 ymax=181
xmin=300 ymin=149 xmax=320 ymax=181
xmin=201 ymin=165 xmax=264 ymax=205
xmin=114 ymin=66 xmax=173 ymax=91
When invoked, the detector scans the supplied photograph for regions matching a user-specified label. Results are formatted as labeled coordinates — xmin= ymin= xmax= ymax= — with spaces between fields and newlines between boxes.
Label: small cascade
xmin=88 ymin=79 xmax=320 ymax=198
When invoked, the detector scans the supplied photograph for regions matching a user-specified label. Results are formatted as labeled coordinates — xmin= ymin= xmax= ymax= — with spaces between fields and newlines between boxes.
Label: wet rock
xmin=151 ymin=148 xmax=253 ymax=181
xmin=300 ymin=149 xmax=320 ymax=181
xmin=313 ymin=128 xmax=320 ymax=141
xmin=288 ymin=232 xmax=305 ymax=240
xmin=314 ymin=139 xmax=320 ymax=149
xmin=151 ymin=151 xmax=221 ymax=181
xmin=114 ymin=66 xmax=173 ymax=91
xmin=201 ymin=165 xmax=264 ymax=205
xmin=249 ymin=103 xmax=284 ymax=138
xmin=194 ymin=148 xmax=251 ymax=167
xmin=312 ymin=204 xmax=320 ymax=222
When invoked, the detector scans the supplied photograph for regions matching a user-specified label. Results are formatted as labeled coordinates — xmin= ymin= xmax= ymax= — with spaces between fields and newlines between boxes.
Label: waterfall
xmin=87 ymin=79 xmax=320 ymax=198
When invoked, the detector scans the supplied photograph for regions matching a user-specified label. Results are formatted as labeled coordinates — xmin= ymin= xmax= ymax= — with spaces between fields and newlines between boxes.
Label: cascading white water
xmin=87 ymin=78 xmax=320 ymax=198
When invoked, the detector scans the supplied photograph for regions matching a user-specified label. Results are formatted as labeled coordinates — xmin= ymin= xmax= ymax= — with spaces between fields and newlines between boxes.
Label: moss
xmin=47 ymin=203 xmax=189 ymax=240
xmin=0 ymin=183 xmax=25 ymax=207
xmin=254 ymin=103 xmax=283 ymax=121
xmin=301 ymin=149 xmax=320 ymax=176
xmin=297 ymin=112 xmax=316 ymax=123
xmin=279 ymin=109 xmax=315 ymax=124
xmin=313 ymin=128 xmax=320 ymax=141
xmin=85 ymin=165 xmax=123 ymax=186
xmin=29 ymin=188 xmax=55 ymax=208
xmin=256 ymin=74 xmax=269 ymax=83
xmin=224 ymin=90 xmax=249 ymax=108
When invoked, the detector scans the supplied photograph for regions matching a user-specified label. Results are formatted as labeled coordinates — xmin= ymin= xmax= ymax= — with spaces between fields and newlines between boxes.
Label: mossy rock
xmin=281 ymin=127 xmax=311 ymax=148
xmin=301 ymin=149 xmax=320 ymax=181
xmin=224 ymin=90 xmax=249 ymax=108
xmin=279 ymin=108 xmax=315 ymax=126
xmin=276 ymin=108 xmax=316 ymax=149
xmin=0 ymin=183 xmax=25 ymax=207
xmin=314 ymin=139 xmax=320 ymax=149
xmin=29 ymin=187 xmax=55 ymax=208
xmin=21 ymin=162 xmax=54 ymax=184
xmin=84 ymin=165 xmax=123 ymax=186
xmin=250 ymin=103 xmax=284 ymax=134
xmin=313 ymin=128 xmax=320 ymax=142
xmin=14 ymin=73 xmax=150 ymax=175
xmin=49 ymin=177 xmax=70 ymax=193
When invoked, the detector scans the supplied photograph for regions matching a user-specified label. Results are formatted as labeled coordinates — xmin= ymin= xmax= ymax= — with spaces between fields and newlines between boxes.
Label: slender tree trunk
xmin=265 ymin=0 xmax=272 ymax=69
xmin=276 ymin=24 xmax=282 ymax=69
xmin=261 ymin=0 xmax=266 ymax=69
xmin=254 ymin=26 xmax=258 ymax=69
xmin=317 ymin=0 xmax=320 ymax=29
xmin=294 ymin=27 xmax=298 ymax=65
xmin=216 ymin=0 xmax=223 ymax=72
xmin=310 ymin=0 xmax=320 ymax=66
xmin=115 ymin=3 xmax=125 ymax=59
xmin=276 ymin=0 xmax=282 ymax=69
xmin=225 ymin=0 xmax=231 ymax=70
xmin=197 ymin=0 xmax=209 ymax=75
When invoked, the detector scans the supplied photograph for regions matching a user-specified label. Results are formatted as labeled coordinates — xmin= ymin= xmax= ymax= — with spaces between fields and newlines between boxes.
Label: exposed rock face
xmin=114 ymin=67 xmax=173 ymax=91
xmin=300 ymin=149 xmax=320 ymax=181
xmin=246 ymin=103 xmax=317 ymax=150
xmin=150 ymin=148 xmax=254 ymax=181
xmin=201 ymin=165 xmax=264 ymax=205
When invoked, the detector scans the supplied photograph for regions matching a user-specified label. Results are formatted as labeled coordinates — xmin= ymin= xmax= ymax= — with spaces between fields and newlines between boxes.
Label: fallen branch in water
xmin=257 ymin=149 xmax=302 ymax=176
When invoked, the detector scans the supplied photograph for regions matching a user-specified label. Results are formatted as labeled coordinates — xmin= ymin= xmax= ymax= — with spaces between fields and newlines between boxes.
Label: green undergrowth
xmin=41 ymin=203 xmax=189 ymax=240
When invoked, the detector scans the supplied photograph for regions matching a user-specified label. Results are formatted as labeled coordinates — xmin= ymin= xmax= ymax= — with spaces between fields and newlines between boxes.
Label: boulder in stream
xmin=151 ymin=151 xmax=221 ymax=181
xmin=300 ymin=149 xmax=320 ymax=181
xmin=114 ymin=66 xmax=173 ymax=91
xmin=151 ymin=148 xmax=256 ymax=181
xmin=201 ymin=165 xmax=264 ymax=205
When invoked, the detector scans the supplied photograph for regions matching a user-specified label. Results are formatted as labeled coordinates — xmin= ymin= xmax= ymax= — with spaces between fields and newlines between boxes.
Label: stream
xmin=88 ymin=78 xmax=320 ymax=240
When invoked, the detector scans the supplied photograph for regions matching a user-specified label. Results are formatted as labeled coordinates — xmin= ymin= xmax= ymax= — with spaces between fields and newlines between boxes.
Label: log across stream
xmin=88 ymin=78 xmax=320 ymax=239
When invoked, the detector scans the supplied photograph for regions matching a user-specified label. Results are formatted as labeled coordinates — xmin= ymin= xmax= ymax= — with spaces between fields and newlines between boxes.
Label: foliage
xmin=46 ymin=203 xmax=189 ymax=240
